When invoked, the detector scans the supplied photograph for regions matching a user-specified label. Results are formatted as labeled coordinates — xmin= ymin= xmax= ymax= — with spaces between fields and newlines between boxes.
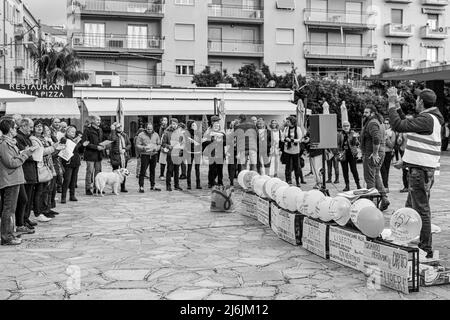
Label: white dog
xmin=95 ymin=168 xmax=130 ymax=196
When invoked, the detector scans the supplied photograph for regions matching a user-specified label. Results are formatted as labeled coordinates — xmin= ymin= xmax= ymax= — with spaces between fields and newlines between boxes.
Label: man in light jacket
xmin=136 ymin=123 xmax=161 ymax=193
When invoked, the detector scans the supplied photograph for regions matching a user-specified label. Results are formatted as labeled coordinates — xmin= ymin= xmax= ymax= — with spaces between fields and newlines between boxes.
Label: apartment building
xmin=1 ymin=0 xmax=40 ymax=84
xmin=67 ymin=0 xmax=450 ymax=88
xmin=41 ymin=24 xmax=68 ymax=49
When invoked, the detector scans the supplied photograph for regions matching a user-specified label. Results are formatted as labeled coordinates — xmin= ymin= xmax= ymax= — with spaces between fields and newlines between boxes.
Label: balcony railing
xmin=208 ymin=4 xmax=263 ymax=20
xmin=303 ymin=42 xmax=377 ymax=59
xmin=208 ymin=39 xmax=264 ymax=55
xmin=14 ymin=59 xmax=25 ymax=71
xmin=384 ymin=58 xmax=414 ymax=69
xmin=419 ymin=60 xmax=448 ymax=68
xmin=384 ymin=23 xmax=414 ymax=37
xmin=422 ymin=0 xmax=449 ymax=5
xmin=304 ymin=9 xmax=376 ymax=29
xmin=72 ymin=33 xmax=165 ymax=51
xmin=14 ymin=24 xmax=24 ymax=40
xmin=78 ymin=0 xmax=165 ymax=16
xmin=385 ymin=0 xmax=412 ymax=3
xmin=420 ymin=25 xmax=448 ymax=39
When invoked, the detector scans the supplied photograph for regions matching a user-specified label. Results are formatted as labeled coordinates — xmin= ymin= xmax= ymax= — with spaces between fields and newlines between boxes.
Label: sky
xmin=24 ymin=0 xmax=67 ymax=26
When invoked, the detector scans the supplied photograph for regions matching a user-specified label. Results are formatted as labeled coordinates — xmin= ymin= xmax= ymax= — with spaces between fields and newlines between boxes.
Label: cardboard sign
xmin=275 ymin=209 xmax=304 ymax=246
xmin=270 ymin=202 xmax=280 ymax=235
xmin=363 ymin=241 xmax=411 ymax=294
xmin=329 ymin=226 xmax=366 ymax=272
xmin=256 ymin=197 xmax=271 ymax=227
xmin=302 ymin=218 xmax=329 ymax=259
xmin=240 ymin=191 xmax=258 ymax=220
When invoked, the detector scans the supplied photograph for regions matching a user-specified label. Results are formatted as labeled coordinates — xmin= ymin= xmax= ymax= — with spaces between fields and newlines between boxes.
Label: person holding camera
xmin=283 ymin=116 xmax=304 ymax=187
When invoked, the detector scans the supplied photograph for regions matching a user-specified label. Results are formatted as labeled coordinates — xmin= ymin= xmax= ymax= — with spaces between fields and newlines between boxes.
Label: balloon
xmin=357 ymin=207 xmax=385 ymax=238
xmin=270 ymin=180 xmax=289 ymax=201
xmin=329 ymin=196 xmax=352 ymax=226
xmin=254 ymin=176 xmax=271 ymax=197
xmin=275 ymin=186 xmax=290 ymax=209
xmin=250 ymin=174 xmax=262 ymax=192
xmin=302 ymin=190 xmax=326 ymax=217
xmin=295 ymin=191 xmax=307 ymax=213
xmin=349 ymin=199 xmax=376 ymax=227
xmin=283 ymin=186 xmax=303 ymax=212
xmin=263 ymin=178 xmax=282 ymax=199
xmin=243 ymin=171 xmax=259 ymax=190
xmin=237 ymin=170 xmax=249 ymax=189
xmin=390 ymin=208 xmax=423 ymax=243
xmin=315 ymin=197 xmax=333 ymax=222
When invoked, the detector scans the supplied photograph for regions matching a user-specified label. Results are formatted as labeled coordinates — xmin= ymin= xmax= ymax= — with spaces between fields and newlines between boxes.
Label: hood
xmin=423 ymin=107 xmax=444 ymax=126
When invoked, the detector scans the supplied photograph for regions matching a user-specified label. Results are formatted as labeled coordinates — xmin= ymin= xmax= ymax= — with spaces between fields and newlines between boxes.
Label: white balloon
xmin=296 ymin=191 xmax=307 ymax=213
xmin=263 ymin=178 xmax=282 ymax=200
xmin=329 ymin=196 xmax=352 ymax=226
xmin=254 ymin=176 xmax=271 ymax=197
xmin=243 ymin=171 xmax=259 ymax=190
xmin=349 ymin=199 xmax=376 ymax=227
xmin=283 ymin=186 xmax=303 ymax=212
xmin=390 ymin=208 xmax=423 ymax=243
xmin=270 ymin=180 xmax=289 ymax=201
xmin=275 ymin=186 xmax=290 ymax=209
xmin=316 ymin=197 xmax=333 ymax=221
xmin=250 ymin=174 xmax=262 ymax=192
xmin=238 ymin=170 xmax=249 ymax=189
xmin=302 ymin=190 xmax=326 ymax=217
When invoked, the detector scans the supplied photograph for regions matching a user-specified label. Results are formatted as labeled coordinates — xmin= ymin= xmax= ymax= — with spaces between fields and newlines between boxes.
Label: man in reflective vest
xmin=388 ymin=87 xmax=444 ymax=259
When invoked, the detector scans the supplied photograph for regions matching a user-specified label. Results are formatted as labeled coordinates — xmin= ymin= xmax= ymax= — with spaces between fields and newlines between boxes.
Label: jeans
xmin=62 ymin=166 xmax=80 ymax=199
xmin=187 ymin=154 xmax=201 ymax=187
xmin=400 ymin=150 xmax=408 ymax=189
xmin=310 ymin=155 xmax=323 ymax=185
xmin=33 ymin=182 xmax=47 ymax=216
xmin=0 ymin=185 xmax=20 ymax=242
xmin=166 ymin=155 xmax=180 ymax=188
xmin=14 ymin=184 xmax=28 ymax=227
xmin=180 ymin=161 xmax=187 ymax=177
xmin=285 ymin=153 xmax=303 ymax=185
xmin=136 ymin=156 xmax=141 ymax=176
xmin=228 ymin=163 xmax=237 ymax=185
xmin=139 ymin=154 xmax=158 ymax=188
xmin=42 ymin=177 xmax=57 ymax=213
xmin=406 ymin=167 xmax=434 ymax=254
xmin=327 ymin=156 xmax=339 ymax=180
xmin=20 ymin=183 xmax=35 ymax=222
xmin=341 ymin=152 xmax=360 ymax=188
xmin=208 ymin=163 xmax=224 ymax=186
xmin=363 ymin=153 xmax=386 ymax=197
xmin=381 ymin=151 xmax=394 ymax=189
xmin=85 ymin=161 xmax=102 ymax=191
xmin=160 ymin=163 xmax=166 ymax=178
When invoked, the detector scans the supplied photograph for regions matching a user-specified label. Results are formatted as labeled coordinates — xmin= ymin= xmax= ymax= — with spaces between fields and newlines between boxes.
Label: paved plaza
xmin=1 ymin=154 xmax=450 ymax=300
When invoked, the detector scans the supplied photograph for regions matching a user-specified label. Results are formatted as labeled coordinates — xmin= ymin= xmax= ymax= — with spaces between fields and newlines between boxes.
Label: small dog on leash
xmin=95 ymin=168 xmax=130 ymax=196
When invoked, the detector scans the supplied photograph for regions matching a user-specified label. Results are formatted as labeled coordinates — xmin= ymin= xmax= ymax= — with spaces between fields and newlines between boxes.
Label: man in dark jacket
xmin=158 ymin=117 xmax=168 ymax=181
xmin=388 ymin=87 xmax=444 ymax=260
xmin=14 ymin=118 xmax=38 ymax=230
xmin=234 ymin=114 xmax=257 ymax=173
xmin=360 ymin=106 xmax=390 ymax=211
xmin=161 ymin=118 xmax=184 ymax=191
xmin=109 ymin=122 xmax=131 ymax=192
xmin=82 ymin=116 xmax=104 ymax=195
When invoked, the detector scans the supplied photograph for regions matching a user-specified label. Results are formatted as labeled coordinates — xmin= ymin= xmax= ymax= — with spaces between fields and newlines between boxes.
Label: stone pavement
xmin=1 ymin=154 xmax=450 ymax=300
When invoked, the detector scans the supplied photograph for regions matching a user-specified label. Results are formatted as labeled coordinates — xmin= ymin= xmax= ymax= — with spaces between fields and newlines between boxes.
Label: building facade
xmin=67 ymin=0 xmax=450 ymax=88
xmin=1 ymin=0 xmax=40 ymax=84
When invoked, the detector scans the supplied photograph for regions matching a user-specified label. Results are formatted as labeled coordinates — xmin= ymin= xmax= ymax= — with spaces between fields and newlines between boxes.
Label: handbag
xmin=37 ymin=161 xmax=53 ymax=183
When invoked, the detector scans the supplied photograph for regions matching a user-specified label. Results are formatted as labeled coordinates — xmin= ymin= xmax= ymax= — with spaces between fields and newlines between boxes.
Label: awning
xmin=373 ymin=64 xmax=450 ymax=81
xmin=6 ymin=98 xmax=80 ymax=118
xmin=83 ymin=99 xmax=118 ymax=116
xmin=0 ymin=88 xmax=36 ymax=103
xmin=307 ymin=58 xmax=375 ymax=68
xmin=122 ymin=99 xmax=215 ymax=116
xmin=224 ymin=100 xmax=296 ymax=115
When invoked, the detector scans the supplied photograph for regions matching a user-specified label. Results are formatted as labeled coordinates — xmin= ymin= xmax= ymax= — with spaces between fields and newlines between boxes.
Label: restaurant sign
xmin=0 ymin=84 xmax=73 ymax=98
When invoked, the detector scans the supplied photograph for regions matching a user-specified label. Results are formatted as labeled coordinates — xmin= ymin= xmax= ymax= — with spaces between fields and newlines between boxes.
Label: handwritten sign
xmin=256 ymin=197 xmax=271 ymax=227
xmin=329 ymin=226 xmax=366 ymax=272
xmin=275 ymin=209 xmax=304 ymax=246
xmin=270 ymin=202 xmax=280 ymax=235
xmin=363 ymin=241 xmax=411 ymax=294
xmin=240 ymin=191 xmax=258 ymax=220
xmin=302 ymin=218 xmax=329 ymax=259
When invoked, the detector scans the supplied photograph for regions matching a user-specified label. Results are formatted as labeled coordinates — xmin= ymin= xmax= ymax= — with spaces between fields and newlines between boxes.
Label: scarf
xmin=119 ymin=133 xmax=126 ymax=167
xmin=287 ymin=126 xmax=298 ymax=149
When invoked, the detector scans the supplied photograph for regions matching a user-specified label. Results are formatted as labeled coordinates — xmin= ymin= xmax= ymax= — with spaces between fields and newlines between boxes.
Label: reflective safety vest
xmin=403 ymin=113 xmax=441 ymax=170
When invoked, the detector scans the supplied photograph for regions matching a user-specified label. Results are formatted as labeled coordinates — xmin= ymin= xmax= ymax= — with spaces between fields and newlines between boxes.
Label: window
xmin=275 ymin=62 xmax=291 ymax=76
xmin=427 ymin=14 xmax=439 ymax=30
xmin=127 ymin=25 xmax=148 ymax=49
xmin=276 ymin=0 xmax=295 ymax=10
xmin=84 ymin=23 xmax=105 ymax=47
xmin=176 ymin=60 xmax=195 ymax=75
xmin=276 ymin=28 xmax=294 ymax=45
xmin=427 ymin=47 xmax=439 ymax=62
xmin=391 ymin=9 xmax=403 ymax=25
xmin=209 ymin=61 xmax=223 ymax=72
xmin=175 ymin=24 xmax=195 ymax=41
xmin=391 ymin=44 xmax=403 ymax=60
xmin=175 ymin=0 xmax=194 ymax=5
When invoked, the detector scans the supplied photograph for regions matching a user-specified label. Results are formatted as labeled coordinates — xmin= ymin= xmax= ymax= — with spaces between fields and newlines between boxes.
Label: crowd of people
xmin=0 ymin=88 xmax=444 ymax=257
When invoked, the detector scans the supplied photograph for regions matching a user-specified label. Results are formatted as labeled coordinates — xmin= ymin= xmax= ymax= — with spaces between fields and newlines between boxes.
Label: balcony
xmin=422 ymin=0 xmax=449 ymax=6
xmin=304 ymin=42 xmax=377 ymax=60
xmin=208 ymin=39 xmax=264 ymax=57
xmin=419 ymin=60 xmax=448 ymax=68
xmin=72 ymin=33 xmax=165 ymax=57
xmin=77 ymin=0 xmax=165 ymax=19
xmin=384 ymin=58 xmax=415 ymax=69
xmin=385 ymin=0 xmax=412 ymax=3
xmin=304 ymin=9 xmax=376 ymax=30
xmin=14 ymin=24 xmax=24 ymax=40
xmin=420 ymin=25 xmax=448 ymax=39
xmin=208 ymin=4 xmax=263 ymax=24
xmin=384 ymin=23 xmax=414 ymax=37
xmin=14 ymin=59 xmax=25 ymax=71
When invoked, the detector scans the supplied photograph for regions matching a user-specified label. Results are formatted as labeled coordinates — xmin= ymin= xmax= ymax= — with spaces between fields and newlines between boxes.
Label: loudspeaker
xmin=310 ymin=114 xmax=338 ymax=149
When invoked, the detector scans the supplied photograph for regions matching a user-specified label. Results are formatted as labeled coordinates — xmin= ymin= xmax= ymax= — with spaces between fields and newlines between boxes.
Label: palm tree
xmin=37 ymin=44 xmax=89 ymax=85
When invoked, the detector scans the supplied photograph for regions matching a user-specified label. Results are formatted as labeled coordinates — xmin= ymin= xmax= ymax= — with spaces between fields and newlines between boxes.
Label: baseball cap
xmin=415 ymin=88 xmax=437 ymax=105
xmin=211 ymin=116 xmax=221 ymax=123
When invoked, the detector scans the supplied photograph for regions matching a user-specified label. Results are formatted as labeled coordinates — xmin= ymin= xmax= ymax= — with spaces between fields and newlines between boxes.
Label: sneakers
xmin=151 ymin=187 xmax=161 ymax=192
xmin=326 ymin=179 xmax=332 ymax=184
xmin=175 ymin=186 xmax=183 ymax=191
xmin=61 ymin=198 xmax=67 ymax=204
xmin=121 ymin=189 xmax=129 ymax=193
xmin=379 ymin=199 xmax=390 ymax=212
xmin=333 ymin=179 xmax=340 ymax=184
xmin=24 ymin=221 xmax=35 ymax=230
xmin=25 ymin=219 xmax=37 ymax=227
xmin=139 ymin=187 xmax=145 ymax=193
xmin=400 ymin=188 xmax=409 ymax=193
xmin=1 ymin=237 xmax=22 ymax=246
xmin=166 ymin=186 xmax=173 ymax=192
xmin=160 ymin=176 xmax=165 ymax=181
xmin=36 ymin=215 xmax=52 ymax=222
xmin=196 ymin=185 xmax=202 ymax=190
xmin=86 ymin=190 xmax=93 ymax=196
xmin=343 ymin=186 xmax=350 ymax=192
xmin=69 ymin=196 xmax=78 ymax=202
xmin=16 ymin=226 xmax=35 ymax=235
xmin=43 ymin=212 xmax=56 ymax=219
xmin=418 ymin=248 xmax=438 ymax=263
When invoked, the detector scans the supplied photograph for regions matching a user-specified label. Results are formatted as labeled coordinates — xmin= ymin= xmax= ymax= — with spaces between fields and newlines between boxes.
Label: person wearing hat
xmin=388 ymin=87 xmax=444 ymax=260
xmin=161 ymin=118 xmax=185 ymax=191
xmin=282 ymin=115 xmax=304 ymax=187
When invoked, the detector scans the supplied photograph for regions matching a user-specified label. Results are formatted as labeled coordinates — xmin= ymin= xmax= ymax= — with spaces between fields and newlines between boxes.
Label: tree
xmin=191 ymin=66 xmax=235 ymax=87
xmin=37 ymin=44 xmax=89 ymax=85
xmin=233 ymin=64 xmax=267 ymax=88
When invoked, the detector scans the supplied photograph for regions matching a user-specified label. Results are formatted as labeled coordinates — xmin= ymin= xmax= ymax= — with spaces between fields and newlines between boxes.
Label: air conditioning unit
xmin=73 ymin=37 xmax=83 ymax=45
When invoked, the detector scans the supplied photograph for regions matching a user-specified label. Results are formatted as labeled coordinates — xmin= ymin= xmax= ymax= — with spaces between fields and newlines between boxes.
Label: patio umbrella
xmin=0 ymin=88 xmax=36 ymax=103
xmin=116 ymin=99 xmax=124 ymax=126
